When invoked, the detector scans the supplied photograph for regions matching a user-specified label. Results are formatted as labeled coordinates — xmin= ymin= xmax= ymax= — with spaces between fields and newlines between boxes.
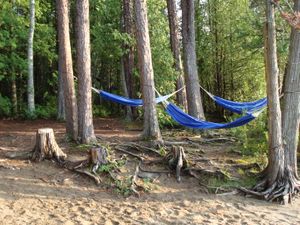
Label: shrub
xmin=0 ymin=94 xmax=12 ymax=117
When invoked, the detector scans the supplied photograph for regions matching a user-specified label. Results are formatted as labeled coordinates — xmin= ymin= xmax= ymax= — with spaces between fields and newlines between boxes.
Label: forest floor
xmin=0 ymin=118 xmax=300 ymax=225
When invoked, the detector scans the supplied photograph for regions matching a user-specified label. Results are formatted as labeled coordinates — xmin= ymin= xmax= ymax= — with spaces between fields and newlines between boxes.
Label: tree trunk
xmin=261 ymin=0 xmax=284 ymax=192
xmin=134 ymin=0 xmax=162 ymax=141
xmin=121 ymin=0 xmax=134 ymax=121
xmin=57 ymin=0 xmax=78 ymax=140
xmin=11 ymin=78 xmax=17 ymax=116
xmin=181 ymin=0 xmax=205 ymax=119
xmin=57 ymin=61 xmax=65 ymax=120
xmin=32 ymin=128 xmax=67 ymax=161
xmin=27 ymin=0 xmax=35 ymax=114
xmin=242 ymin=0 xmax=300 ymax=204
xmin=76 ymin=0 xmax=96 ymax=144
xmin=166 ymin=0 xmax=187 ymax=111
xmin=121 ymin=57 xmax=133 ymax=121
xmin=282 ymin=0 xmax=300 ymax=178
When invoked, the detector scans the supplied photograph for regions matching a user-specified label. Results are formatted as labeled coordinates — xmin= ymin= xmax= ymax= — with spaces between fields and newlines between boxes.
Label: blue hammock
xmin=213 ymin=96 xmax=267 ymax=114
xmin=199 ymin=85 xmax=267 ymax=114
xmin=166 ymin=102 xmax=258 ymax=129
xmin=99 ymin=90 xmax=173 ymax=107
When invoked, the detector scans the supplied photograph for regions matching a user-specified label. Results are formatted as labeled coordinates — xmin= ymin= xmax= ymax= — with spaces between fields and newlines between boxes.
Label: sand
xmin=0 ymin=119 xmax=300 ymax=225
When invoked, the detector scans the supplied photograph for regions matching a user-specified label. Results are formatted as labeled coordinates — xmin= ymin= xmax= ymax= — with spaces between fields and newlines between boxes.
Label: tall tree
xmin=263 ymin=0 xmax=284 ymax=190
xmin=243 ymin=0 xmax=300 ymax=203
xmin=135 ymin=0 xmax=162 ymax=141
xmin=181 ymin=0 xmax=204 ymax=119
xmin=121 ymin=0 xmax=134 ymax=121
xmin=166 ymin=0 xmax=187 ymax=111
xmin=27 ymin=0 xmax=35 ymax=114
xmin=57 ymin=61 xmax=65 ymax=120
xmin=57 ymin=0 xmax=78 ymax=140
xmin=76 ymin=0 xmax=96 ymax=143
xmin=282 ymin=0 xmax=300 ymax=181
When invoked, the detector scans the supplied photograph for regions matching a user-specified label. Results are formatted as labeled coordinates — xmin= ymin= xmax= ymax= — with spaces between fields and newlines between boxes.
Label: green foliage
xmin=230 ymin=111 xmax=268 ymax=156
xmin=148 ymin=0 xmax=177 ymax=94
xmin=97 ymin=159 xmax=126 ymax=173
xmin=207 ymin=175 xmax=257 ymax=192
xmin=0 ymin=94 xmax=11 ymax=117
xmin=156 ymin=106 xmax=178 ymax=128
xmin=93 ymin=105 xmax=111 ymax=117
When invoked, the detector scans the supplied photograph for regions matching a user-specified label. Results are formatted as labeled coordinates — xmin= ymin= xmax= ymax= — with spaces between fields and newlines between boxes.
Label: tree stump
xmin=31 ymin=128 xmax=67 ymax=161
xmin=167 ymin=146 xmax=188 ymax=182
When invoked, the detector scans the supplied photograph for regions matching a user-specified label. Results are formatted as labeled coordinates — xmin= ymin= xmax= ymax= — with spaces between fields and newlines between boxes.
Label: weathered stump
xmin=167 ymin=146 xmax=188 ymax=182
xmin=31 ymin=128 xmax=66 ymax=161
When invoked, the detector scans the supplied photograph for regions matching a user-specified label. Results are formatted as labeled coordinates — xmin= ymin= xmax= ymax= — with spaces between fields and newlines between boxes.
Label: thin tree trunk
xmin=57 ymin=65 xmax=65 ymax=120
xmin=123 ymin=0 xmax=136 ymax=118
xmin=57 ymin=0 xmax=78 ymax=140
xmin=134 ymin=0 xmax=162 ymax=141
xmin=27 ymin=0 xmax=35 ymax=114
xmin=76 ymin=0 xmax=96 ymax=144
xmin=11 ymin=78 xmax=17 ymax=116
xmin=122 ymin=0 xmax=134 ymax=121
xmin=265 ymin=0 xmax=284 ymax=187
xmin=121 ymin=57 xmax=133 ymax=121
xmin=166 ymin=0 xmax=187 ymax=111
xmin=181 ymin=0 xmax=205 ymax=119
xmin=282 ymin=0 xmax=300 ymax=178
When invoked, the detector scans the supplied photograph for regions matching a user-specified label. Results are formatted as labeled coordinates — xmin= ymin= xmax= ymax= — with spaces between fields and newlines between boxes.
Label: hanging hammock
xmin=165 ymin=102 xmax=262 ymax=130
xmin=92 ymin=87 xmax=184 ymax=107
xmin=199 ymin=85 xmax=267 ymax=114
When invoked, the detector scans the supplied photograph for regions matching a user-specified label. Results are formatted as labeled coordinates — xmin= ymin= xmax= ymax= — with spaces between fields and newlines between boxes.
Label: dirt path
xmin=0 ymin=119 xmax=300 ymax=225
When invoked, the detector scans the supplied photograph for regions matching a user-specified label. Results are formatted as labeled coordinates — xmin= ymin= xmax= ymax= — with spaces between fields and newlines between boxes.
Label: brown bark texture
xmin=76 ymin=0 xmax=96 ymax=144
xmin=57 ymin=0 xmax=78 ymax=140
xmin=265 ymin=0 xmax=284 ymax=185
xmin=32 ymin=128 xmax=67 ymax=161
xmin=282 ymin=0 xmax=300 ymax=178
xmin=134 ymin=0 xmax=161 ymax=140
xmin=121 ymin=0 xmax=134 ymax=121
xmin=241 ymin=0 xmax=300 ymax=204
xmin=166 ymin=0 xmax=187 ymax=111
xmin=181 ymin=0 xmax=205 ymax=119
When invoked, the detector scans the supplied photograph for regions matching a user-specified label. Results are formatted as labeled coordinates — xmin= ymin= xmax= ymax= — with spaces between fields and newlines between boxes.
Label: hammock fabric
xmin=166 ymin=102 xmax=258 ymax=129
xmin=99 ymin=90 xmax=173 ymax=107
xmin=199 ymin=85 xmax=267 ymax=114
xmin=213 ymin=96 xmax=267 ymax=114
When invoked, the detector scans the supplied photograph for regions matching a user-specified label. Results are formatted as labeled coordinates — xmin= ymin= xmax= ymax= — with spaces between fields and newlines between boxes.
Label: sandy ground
xmin=0 ymin=119 xmax=300 ymax=225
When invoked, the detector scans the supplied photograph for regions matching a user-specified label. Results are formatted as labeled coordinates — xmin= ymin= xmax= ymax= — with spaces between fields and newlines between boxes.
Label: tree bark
xmin=263 ymin=0 xmax=284 ymax=190
xmin=57 ymin=61 xmax=65 ymax=120
xmin=76 ymin=0 xmax=96 ymax=144
xmin=282 ymin=0 xmax=300 ymax=178
xmin=27 ymin=0 xmax=35 ymax=114
xmin=242 ymin=0 xmax=300 ymax=204
xmin=57 ymin=0 xmax=78 ymax=140
xmin=166 ymin=0 xmax=187 ymax=111
xmin=134 ymin=0 xmax=162 ymax=141
xmin=121 ymin=0 xmax=134 ymax=121
xmin=181 ymin=0 xmax=205 ymax=119
xmin=120 ymin=57 xmax=133 ymax=121
xmin=32 ymin=128 xmax=67 ymax=161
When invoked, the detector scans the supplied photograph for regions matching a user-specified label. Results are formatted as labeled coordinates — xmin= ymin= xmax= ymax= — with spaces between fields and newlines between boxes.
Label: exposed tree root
xmin=239 ymin=169 xmax=300 ymax=204
xmin=115 ymin=146 xmax=144 ymax=161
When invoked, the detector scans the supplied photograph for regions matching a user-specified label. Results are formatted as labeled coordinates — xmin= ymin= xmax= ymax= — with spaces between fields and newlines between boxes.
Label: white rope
xmin=198 ymin=84 xmax=215 ymax=99
xmin=251 ymin=108 xmax=266 ymax=118
xmin=154 ymin=87 xmax=168 ymax=108
xmin=91 ymin=87 xmax=100 ymax=93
